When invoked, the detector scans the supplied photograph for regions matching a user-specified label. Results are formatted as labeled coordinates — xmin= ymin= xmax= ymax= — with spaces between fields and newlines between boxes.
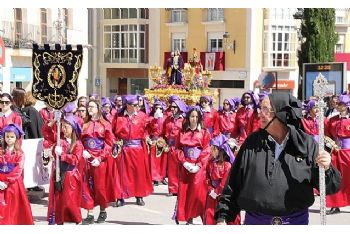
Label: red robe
xmin=301 ymin=115 xmax=320 ymax=140
xmin=146 ymin=116 xmax=167 ymax=182
xmin=162 ymin=115 xmax=184 ymax=194
xmin=202 ymin=108 xmax=220 ymax=137
xmin=0 ymin=111 xmax=22 ymax=132
xmin=204 ymin=160 xmax=240 ymax=225
xmin=0 ymin=149 xmax=33 ymax=224
xmin=218 ymin=111 xmax=236 ymax=138
xmin=39 ymin=107 xmax=54 ymax=124
xmin=232 ymin=106 xmax=254 ymax=145
xmin=42 ymin=124 xmax=84 ymax=224
xmin=325 ymin=115 xmax=350 ymax=207
xmin=81 ymin=119 xmax=114 ymax=209
xmin=175 ymin=128 xmax=211 ymax=222
xmin=112 ymin=111 xmax=153 ymax=199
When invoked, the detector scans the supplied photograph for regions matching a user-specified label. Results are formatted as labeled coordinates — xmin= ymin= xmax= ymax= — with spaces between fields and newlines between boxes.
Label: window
xmin=40 ymin=8 xmax=47 ymax=43
xmin=104 ymin=8 xmax=149 ymax=19
xmin=14 ymin=8 xmax=22 ymax=43
xmin=208 ymin=32 xmax=223 ymax=52
xmin=140 ymin=8 xmax=149 ymax=19
xmin=104 ymin=24 xmax=147 ymax=63
xmin=207 ymin=8 xmax=224 ymax=21
xmin=171 ymin=9 xmax=187 ymax=23
xmin=336 ymin=34 xmax=345 ymax=53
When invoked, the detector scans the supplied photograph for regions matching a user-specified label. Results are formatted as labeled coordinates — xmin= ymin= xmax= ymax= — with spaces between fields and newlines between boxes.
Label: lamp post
xmin=293 ymin=8 xmax=304 ymax=100
xmin=223 ymin=32 xmax=236 ymax=54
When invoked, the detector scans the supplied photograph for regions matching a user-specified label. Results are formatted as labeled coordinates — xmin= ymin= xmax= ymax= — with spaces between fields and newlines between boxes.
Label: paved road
xmin=28 ymin=184 xmax=350 ymax=225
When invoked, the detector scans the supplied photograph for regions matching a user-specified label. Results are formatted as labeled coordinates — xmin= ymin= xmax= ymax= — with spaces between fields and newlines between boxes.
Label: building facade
xmin=0 ymin=8 xmax=89 ymax=96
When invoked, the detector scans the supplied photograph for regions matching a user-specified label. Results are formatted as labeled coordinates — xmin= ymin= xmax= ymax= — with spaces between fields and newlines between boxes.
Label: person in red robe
xmin=39 ymin=103 xmax=55 ymax=124
xmin=203 ymin=134 xmax=240 ymax=225
xmin=232 ymin=91 xmax=259 ymax=145
xmin=146 ymin=100 xmax=168 ymax=186
xmin=199 ymin=96 xmax=219 ymax=138
xmin=162 ymin=98 xmax=187 ymax=196
xmin=112 ymin=95 xmax=153 ymax=207
xmin=218 ymin=98 xmax=238 ymax=138
xmin=301 ymin=100 xmax=321 ymax=142
xmin=81 ymin=100 xmax=115 ymax=225
xmin=325 ymin=94 xmax=350 ymax=215
xmin=101 ymin=97 xmax=114 ymax=123
xmin=43 ymin=115 xmax=84 ymax=225
xmin=164 ymin=95 xmax=180 ymax=118
xmin=174 ymin=107 xmax=211 ymax=224
xmin=0 ymin=93 xmax=22 ymax=134
xmin=0 ymin=124 xmax=33 ymax=225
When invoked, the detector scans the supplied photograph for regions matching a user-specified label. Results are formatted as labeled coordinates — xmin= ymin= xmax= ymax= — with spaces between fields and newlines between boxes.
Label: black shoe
xmin=136 ymin=197 xmax=145 ymax=206
xmin=114 ymin=199 xmax=125 ymax=207
xmin=96 ymin=211 xmax=107 ymax=223
xmin=327 ymin=207 xmax=340 ymax=215
xmin=186 ymin=218 xmax=193 ymax=225
xmin=82 ymin=215 xmax=94 ymax=225
xmin=161 ymin=179 xmax=168 ymax=185
xmin=153 ymin=181 xmax=159 ymax=186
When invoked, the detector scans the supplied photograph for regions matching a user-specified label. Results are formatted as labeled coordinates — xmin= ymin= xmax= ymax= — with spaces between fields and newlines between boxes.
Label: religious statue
xmin=167 ymin=49 xmax=184 ymax=85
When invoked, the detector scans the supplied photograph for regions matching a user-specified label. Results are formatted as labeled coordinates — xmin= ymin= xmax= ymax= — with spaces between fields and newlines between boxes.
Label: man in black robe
xmin=215 ymin=92 xmax=341 ymax=225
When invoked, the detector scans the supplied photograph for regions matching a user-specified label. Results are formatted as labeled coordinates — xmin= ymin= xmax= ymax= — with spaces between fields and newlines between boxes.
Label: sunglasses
xmin=170 ymin=105 xmax=178 ymax=109
xmin=155 ymin=107 xmax=162 ymax=110
xmin=77 ymin=109 xmax=86 ymax=112
xmin=0 ymin=100 xmax=11 ymax=105
xmin=223 ymin=102 xmax=230 ymax=105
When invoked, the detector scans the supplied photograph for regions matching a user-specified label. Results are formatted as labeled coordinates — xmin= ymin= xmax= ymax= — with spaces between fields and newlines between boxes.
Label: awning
xmin=0 ymin=67 xmax=32 ymax=82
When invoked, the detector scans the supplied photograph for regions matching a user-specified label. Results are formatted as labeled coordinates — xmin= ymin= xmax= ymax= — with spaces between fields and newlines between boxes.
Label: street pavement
xmin=28 ymin=183 xmax=350 ymax=225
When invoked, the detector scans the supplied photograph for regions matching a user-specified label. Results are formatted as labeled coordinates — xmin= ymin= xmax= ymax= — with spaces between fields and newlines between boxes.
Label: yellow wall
xmin=159 ymin=8 xmax=248 ymax=69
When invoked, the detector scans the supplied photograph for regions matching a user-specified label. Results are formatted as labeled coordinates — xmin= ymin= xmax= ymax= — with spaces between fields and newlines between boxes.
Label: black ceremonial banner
xmin=32 ymin=44 xmax=83 ymax=109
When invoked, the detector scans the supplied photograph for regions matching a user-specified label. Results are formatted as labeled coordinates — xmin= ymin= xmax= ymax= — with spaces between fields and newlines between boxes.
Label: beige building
xmin=0 ymin=8 xmax=89 ymax=97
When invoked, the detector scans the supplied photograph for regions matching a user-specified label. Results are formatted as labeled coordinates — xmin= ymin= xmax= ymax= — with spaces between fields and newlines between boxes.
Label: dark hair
xmin=78 ymin=96 xmax=87 ymax=106
xmin=62 ymin=119 xmax=78 ymax=154
xmin=11 ymin=88 xmax=26 ymax=108
xmin=0 ymin=93 xmax=14 ymax=110
xmin=86 ymin=100 xmax=102 ymax=123
xmin=182 ymin=108 xmax=204 ymax=131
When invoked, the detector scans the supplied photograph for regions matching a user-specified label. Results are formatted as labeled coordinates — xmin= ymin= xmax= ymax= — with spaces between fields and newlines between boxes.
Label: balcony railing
xmin=0 ymin=20 xmax=70 ymax=49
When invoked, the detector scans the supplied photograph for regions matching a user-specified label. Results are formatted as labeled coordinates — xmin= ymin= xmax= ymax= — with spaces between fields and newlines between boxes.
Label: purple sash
xmin=222 ymin=131 xmax=231 ymax=138
xmin=338 ymin=137 xmax=350 ymax=149
xmin=183 ymin=146 xmax=202 ymax=159
xmin=0 ymin=162 xmax=15 ymax=174
xmin=211 ymin=179 xmax=220 ymax=188
xmin=167 ymin=138 xmax=176 ymax=147
xmin=83 ymin=137 xmax=104 ymax=150
xmin=244 ymin=209 xmax=309 ymax=225
xmin=207 ymin=126 xmax=213 ymax=134
xmin=123 ymin=139 xmax=142 ymax=147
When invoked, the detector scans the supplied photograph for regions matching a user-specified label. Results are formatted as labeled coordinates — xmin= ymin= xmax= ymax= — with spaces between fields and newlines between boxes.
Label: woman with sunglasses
xmin=0 ymin=93 xmax=22 ymax=137
xmin=199 ymin=96 xmax=219 ymax=138
xmin=146 ymin=100 xmax=168 ymax=186
xmin=174 ymin=107 xmax=211 ymax=225
xmin=80 ymin=100 xmax=115 ymax=225
xmin=162 ymin=99 xmax=187 ymax=196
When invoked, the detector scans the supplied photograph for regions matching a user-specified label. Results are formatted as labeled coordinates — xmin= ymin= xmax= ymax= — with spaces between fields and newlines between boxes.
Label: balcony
xmin=0 ymin=20 xmax=69 ymax=49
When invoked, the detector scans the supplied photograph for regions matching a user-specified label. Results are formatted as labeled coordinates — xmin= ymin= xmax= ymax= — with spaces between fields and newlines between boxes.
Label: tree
xmin=296 ymin=8 xmax=338 ymax=99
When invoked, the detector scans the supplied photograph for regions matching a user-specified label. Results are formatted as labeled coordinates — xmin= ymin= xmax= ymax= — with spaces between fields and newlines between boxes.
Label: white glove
xmin=83 ymin=150 xmax=91 ymax=159
xmin=91 ymin=158 xmax=100 ymax=167
xmin=183 ymin=162 xmax=193 ymax=171
xmin=154 ymin=109 xmax=164 ymax=119
xmin=189 ymin=165 xmax=200 ymax=173
xmin=54 ymin=146 xmax=63 ymax=156
xmin=209 ymin=189 xmax=218 ymax=199
xmin=0 ymin=181 xmax=7 ymax=190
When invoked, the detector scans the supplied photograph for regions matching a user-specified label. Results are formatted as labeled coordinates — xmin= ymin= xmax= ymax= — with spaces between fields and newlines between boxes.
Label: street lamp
xmin=223 ymin=32 xmax=236 ymax=54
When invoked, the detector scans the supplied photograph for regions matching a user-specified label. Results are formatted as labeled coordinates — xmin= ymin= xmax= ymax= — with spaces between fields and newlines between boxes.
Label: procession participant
xmin=89 ymin=93 xmax=100 ymax=101
xmin=113 ymin=95 xmax=123 ymax=113
xmin=301 ymin=100 xmax=321 ymax=142
xmin=162 ymin=98 xmax=187 ymax=196
xmin=0 ymin=93 xmax=22 ymax=133
xmin=218 ymin=98 xmax=237 ymax=138
xmin=0 ymin=124 xmax=33 ymax=224
xmin=146 ymin=100 xmax=168 ymax=186
xmin=43 ymin=116 xmax=84 ymax=225
xmin=77 ymin=96 xmax=88 ymax=108
xmin=325 ymin=95 xmax=339 ymax=118
xmin=112 ymin=95 xmax=153 ymax=207
xmin=75 ymin=105 xmax=88 ymax=127
xmin=174 ymin=107 xmax=211 ymax=224
xmin=137 ymin=95 xmax=151 ymax=115
xmin=215 ymin=92 xmax=341 ymax=225
xmin=199 ymin=96 xmax=219 ymax=138
xmin=203 ymin=134 xmax=240 ymax=225
xmin=325 ymin=94 xmax=350 ymax=215
xmin=39 ymin=102 xmax=55 ymax=124
xmin=164 ymin=95 xmax=180 ymax=117
xmin=101 ymin=97 xmax=114 ymax=123
xmin=232 ymin=91 xmax=259 ymax=145
xmin=81 ymin=100 xmax=114 ymax=225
